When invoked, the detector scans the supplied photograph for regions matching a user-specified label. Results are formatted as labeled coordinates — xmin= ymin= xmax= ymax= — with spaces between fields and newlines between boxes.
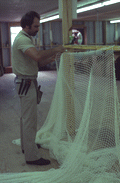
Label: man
xmin=12 ymin=11 xmax=65 ymax=166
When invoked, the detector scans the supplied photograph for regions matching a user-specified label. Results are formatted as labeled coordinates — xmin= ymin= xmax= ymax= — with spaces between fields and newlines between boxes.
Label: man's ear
xmin=26 ymin=25 xmax=30 ymax=30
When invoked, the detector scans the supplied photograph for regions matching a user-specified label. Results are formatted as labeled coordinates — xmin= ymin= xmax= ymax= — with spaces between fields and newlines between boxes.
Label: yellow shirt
xmin=12 ymin=30 xmax=38 ymax=76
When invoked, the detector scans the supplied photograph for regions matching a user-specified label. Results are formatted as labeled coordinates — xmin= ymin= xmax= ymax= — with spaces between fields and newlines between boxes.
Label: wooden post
xmin=63 ymin=53 xmax=75 ymax=136
xmin=102 ymin=21 xmax=107 ymax=45
xmin=94 ymin=21 xmax=97 ymax=45
xmin=49 ymin=22 xmax=53 ymax=48
xmin=115 ymin=23 xmax=118 ymax=45
xmin=0 ymin=23 xmax=4 ymax=75
xmin=61 ymin=0 xmax=72 ymax=45
xmin=61 ymin=0 xmax=76 ymax=136
xmin=42 ymin=23 xmax=45 ymax=50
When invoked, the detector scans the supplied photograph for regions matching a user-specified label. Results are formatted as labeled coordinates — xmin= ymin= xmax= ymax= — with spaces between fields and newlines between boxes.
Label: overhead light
xmin=77 ymin=3 xmax=103 ymax=13
xmin=110 ymin=20 xmax=120 ymax=23
xmin=103 ymin=0 xmax=120 ymax=6
xmin=40 ymin=15 xmax=59 ymax=23
xmin=77 ymin=0 xmax=120 ymax=13
xmin=40 ymin=10 xmax=59 ymax=20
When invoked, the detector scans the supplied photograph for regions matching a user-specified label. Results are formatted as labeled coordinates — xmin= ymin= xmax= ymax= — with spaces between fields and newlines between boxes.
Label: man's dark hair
xmin=20 ymin=11 xmax=40 ymax=29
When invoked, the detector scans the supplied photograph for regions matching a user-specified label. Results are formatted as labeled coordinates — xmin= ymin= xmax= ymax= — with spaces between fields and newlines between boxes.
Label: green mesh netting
xmin=1 ymin=48 xmax=120 ymax=183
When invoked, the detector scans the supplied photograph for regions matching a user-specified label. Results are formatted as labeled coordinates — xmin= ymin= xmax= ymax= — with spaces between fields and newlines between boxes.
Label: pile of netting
xmin=1 ymin=48 xmax=120 ymax=183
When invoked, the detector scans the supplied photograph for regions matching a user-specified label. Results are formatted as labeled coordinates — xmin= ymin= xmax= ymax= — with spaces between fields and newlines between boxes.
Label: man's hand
xmin=54 ymin=45 xmax=66 ymax=53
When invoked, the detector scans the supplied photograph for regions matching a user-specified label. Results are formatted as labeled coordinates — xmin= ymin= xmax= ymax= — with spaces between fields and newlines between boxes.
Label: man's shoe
xmin=22 ymin=144 xmax=41 ymax=154
xmin=26 ymin=158 xmax=51 ymax=165
xmin=37 ymin=144 xmax=41 ymax=149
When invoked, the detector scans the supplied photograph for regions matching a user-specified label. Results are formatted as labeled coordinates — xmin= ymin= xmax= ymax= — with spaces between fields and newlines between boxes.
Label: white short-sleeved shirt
xmin=12 ymin=30 xmax=38 ymax=76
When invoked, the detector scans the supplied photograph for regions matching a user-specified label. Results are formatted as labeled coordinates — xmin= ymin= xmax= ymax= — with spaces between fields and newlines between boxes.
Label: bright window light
xmin=40 ymin=15 xmax=59 ymax=23
xmin=10 ymin=27 xmax=22 ymax=46
xmin=10 ymin=27 xmax=22 ymax=34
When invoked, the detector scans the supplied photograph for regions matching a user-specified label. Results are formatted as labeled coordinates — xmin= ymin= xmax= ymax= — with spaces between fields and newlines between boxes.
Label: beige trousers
xmin=15 ymin=77 xmax=41 ymax=161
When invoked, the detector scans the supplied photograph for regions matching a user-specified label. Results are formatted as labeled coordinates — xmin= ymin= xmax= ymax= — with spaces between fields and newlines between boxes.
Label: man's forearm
xmin=37 ymin=47 xmax=58 ymax=65
xmin=24 ymin=45 xmax=65 ymax=66
xmin=38 ymin=54 xmax=56 ymax=67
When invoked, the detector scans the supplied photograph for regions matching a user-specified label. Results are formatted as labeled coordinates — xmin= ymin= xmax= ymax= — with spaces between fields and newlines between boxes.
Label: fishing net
xmin=1 ymin=48 xmax=120 ymax=183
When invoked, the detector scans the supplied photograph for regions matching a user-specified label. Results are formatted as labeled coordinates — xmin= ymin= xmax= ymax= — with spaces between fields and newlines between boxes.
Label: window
xmin=10 ymin=26 xmax=22 ymax=46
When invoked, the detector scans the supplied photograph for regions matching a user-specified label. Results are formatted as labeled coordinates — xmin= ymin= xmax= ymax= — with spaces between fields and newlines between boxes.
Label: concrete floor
xmin=0 ymin=71 xmax=59 ymax=173
xmin=1 ymin=70 xmax=120 ymax=174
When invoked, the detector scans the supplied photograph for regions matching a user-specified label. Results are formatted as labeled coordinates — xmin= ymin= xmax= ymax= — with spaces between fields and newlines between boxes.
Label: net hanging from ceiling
xmin=1 ymin=48 xmax=120 ymax=183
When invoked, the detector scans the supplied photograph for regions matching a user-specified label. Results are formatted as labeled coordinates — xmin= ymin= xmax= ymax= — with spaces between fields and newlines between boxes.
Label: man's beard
xmin=29 ymin=31 xmax=38 ymax=36
xmin=31 ymin=32 xmax=38 ymax=36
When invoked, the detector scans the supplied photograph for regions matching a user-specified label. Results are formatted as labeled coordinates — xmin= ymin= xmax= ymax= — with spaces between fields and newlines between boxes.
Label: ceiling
xmin=0 ymin=0 xmax=58 ymax=22
xmin=0 ymin=0 xmax=120 ymax=22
